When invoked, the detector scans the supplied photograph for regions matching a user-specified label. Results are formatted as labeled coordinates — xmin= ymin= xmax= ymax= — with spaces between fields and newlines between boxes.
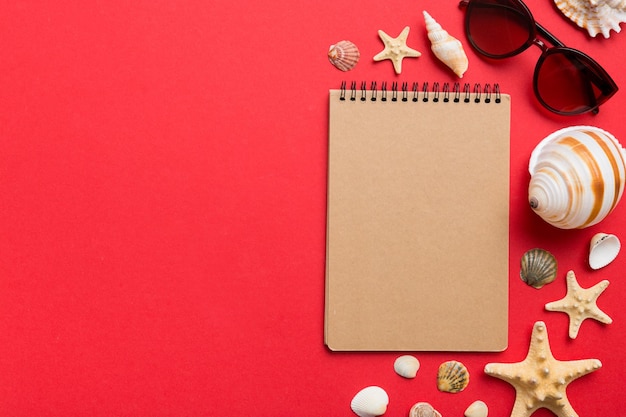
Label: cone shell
xmin=350 ymin=386 xmax=389 ymax=417
xmin=409 ymin=402 xmax=442 ymax=417
xmin=520 ymin=248 xmax=558 ymax=289
xmin=328 ymin=40 xmax=360 ymax=72
xmin=393 ymin=355 xmax=420 ymax=378
xmin=437 ymin=360 xmax=469 ymax=393
xmin=528 ymin=126 xmax=626 ymax=229
xmin=554 ymin=0 xmax=626 ymax=38
xmin=423 ymin=10 xmax=468 ymax=78
xmin=589 ymin=232 xmax=621 ymax=269
xmin=464 ymin=400 xmax=488 ymax=417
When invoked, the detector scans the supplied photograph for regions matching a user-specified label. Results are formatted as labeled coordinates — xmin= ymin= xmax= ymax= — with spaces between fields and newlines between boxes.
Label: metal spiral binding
xmin=339 ymin=81 xmax=501 ymax=103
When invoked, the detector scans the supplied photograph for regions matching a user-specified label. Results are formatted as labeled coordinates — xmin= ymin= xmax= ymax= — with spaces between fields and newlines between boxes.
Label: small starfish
xmin=545 ymin=270 xmax=612 ymax=339
xmin=485 ymin=321 xmax=601 ymax=417
xmin=373 ymin=26 xmax=421 ymax=74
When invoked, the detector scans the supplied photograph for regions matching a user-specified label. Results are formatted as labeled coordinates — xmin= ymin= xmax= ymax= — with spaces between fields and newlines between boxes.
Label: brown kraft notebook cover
xmin=325 ymin=83 xmax=510 ymax=351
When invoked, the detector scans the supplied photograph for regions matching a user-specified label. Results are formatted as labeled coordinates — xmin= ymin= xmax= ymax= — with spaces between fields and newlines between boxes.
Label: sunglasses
xmin=459 ymin=0 xmax=618 ymax=115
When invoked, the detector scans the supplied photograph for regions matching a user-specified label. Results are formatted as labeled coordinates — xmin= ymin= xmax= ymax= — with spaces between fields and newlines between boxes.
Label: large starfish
xmin=485 ymin=321 xmax=601 ymax=417
xmin=545 ymin=270 xmax=612 ymax=339
xmin=373 ymin=26 xmax=421 ymax=74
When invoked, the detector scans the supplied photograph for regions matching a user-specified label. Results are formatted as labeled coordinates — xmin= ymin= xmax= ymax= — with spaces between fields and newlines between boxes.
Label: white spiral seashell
xmin=554 ymin=0 xmax=626 ymax=37
xmin=528 ymin=126 xmax=626 ymax=229
xmin=350 ymin=386 xmax=389 ymax=417
xmin=423 ymin=10 xmax=468 ymax=78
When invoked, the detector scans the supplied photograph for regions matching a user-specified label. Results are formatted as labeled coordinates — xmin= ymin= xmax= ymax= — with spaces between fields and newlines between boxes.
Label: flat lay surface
xmin=1 ymin=0 xmax=625 ymax=415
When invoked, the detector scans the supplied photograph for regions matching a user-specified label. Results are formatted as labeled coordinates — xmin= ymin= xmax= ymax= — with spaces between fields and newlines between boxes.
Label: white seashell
xmin=528 ymin=126 xmax=626 ymax=229
xmin=423 ymin=10 xmax=469 ymax=78
xmin=350 ymin=386 xmax=389 ymax=417
xmin=554 ymin=0 xmax=626 ymax=38
xmin=589 ymin=232 xmax=621 ymax=269
xmin=393 ymin=355 xmax=420 ymax=378
xmin=409 ymin=402 xmax=442 ymax=417
xmin=464 ymin=400 xmax=488 ymax=417
xmin=328 ymin=40 xmax=360 ymax=71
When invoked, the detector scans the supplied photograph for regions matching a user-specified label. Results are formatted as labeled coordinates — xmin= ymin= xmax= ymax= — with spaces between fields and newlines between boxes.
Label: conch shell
xmin=554 ymin=0 xmax=626 ymax=38
xmin=423 ymin=10 xmax=469 ymax=78
xmin=528 ymin=126 xmax=626 ymax=229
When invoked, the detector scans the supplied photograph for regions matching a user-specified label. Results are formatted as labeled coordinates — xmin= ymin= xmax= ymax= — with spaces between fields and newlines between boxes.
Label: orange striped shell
xmin=528 ymin=126 xmax=626 ymax=229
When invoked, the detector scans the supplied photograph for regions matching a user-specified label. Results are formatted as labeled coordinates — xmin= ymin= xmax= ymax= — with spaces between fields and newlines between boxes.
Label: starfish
xmin=485 ymin=321 xmax=601 ymax=417
xmin=373 ymin=26 xmax=421 ymax=74
xmin=545 ymin=270 xmax=612 ymax=339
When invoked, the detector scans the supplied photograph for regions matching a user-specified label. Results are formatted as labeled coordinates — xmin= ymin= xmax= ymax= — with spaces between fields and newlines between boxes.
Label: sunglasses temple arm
xmin=535 ymin=22 xmax=566 ymax=47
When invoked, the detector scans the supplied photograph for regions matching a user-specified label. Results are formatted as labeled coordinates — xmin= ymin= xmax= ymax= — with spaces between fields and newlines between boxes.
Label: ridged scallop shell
xmin=328 ymin=40 xmax=360 ymax=72
xmin=528 ymin=126 xmax=626 ymax=229
xmin=350 ymin=386 xmax=389 ymax=417
xmin=520 ymin=248 xmax=558 ymax=289
xmin=409 ymin=402 xmax=442 ymax=417
xmin=554 ymin=0 xmax=626 ymax=38
xmin=464 ymin=400 xmax=488 ymax=417
xmin=423 ymin=10 xmax=468 ymax=78
xmin=393 ymin=355 xmax=420 ymax=378
xmin=589 ymin=232 xmax=621 ymax=269
xmin=437 ymin=360 xmax=469 ymax=393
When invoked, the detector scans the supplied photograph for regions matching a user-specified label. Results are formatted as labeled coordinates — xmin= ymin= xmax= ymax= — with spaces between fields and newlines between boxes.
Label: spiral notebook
xmin=325 ymin=81 xmax=511 ymax=351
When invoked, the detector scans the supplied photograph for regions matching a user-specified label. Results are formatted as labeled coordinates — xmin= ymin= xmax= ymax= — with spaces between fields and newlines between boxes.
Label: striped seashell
xmin=554 ymin=0 xmax=626 ymax=38
xmin=409 ymin=402 xmax=442 ymax=417
xmin=437 ymin=360 xmax=469 ymax=393
xmin=423 ymin=10 xmax=468 ymax=78
xmin=520 ymin=248 xmax=558 ymax=289
xmin=350 ymin=386 xmax=388 ymax=417
xmin=528 ymin=126 xmax=626 ymax=229
xmin=328 ymin=40 xmax=360 ymax=72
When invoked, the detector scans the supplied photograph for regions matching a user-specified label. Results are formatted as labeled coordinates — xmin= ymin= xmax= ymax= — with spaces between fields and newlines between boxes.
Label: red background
xmin=1 ymin=0 xmax=624 ymax=415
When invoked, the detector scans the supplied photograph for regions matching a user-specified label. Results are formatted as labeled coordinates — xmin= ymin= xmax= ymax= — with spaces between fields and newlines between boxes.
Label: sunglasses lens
xmin=535 ymin=50 xmax=617 ymax=114
xmin=466 ymin=0 xmax=534 ymax=57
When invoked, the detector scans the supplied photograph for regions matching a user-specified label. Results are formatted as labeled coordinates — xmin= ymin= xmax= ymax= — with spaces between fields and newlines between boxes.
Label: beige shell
xmin=350 ymin=386 xmax=389 ymax=417
xmin=328 ymin=40 xmax=360 ymax=72
xmin=409 ymin=402 xmax=442 ymax=417
xmin=520 ymin=248 xmax=558 ymax=289
xmin=589 ymin=232 xmax=621 ymax=269
xmin=393 ymin=355 xmax=420 ymax=378
xmin=423 ymin=10 xmax=468 ymax=78
xmin=437 ymin=360 xmax=469 ymax=393
xmin=528 ymin=126 xmax=626 ymax=229
xmin=464 ymin=400 xmax=488 ymax=417
xmin=554 ymin=0 xmax=626 ymax=38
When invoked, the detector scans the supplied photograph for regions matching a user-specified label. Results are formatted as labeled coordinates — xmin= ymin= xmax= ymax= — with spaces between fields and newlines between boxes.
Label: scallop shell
xmin=528 ymin=126 xmax=626 ymax=229
xmin=464 ymin=400 xmax=488 ymax=417
xmin=589 ymin=232 xmax=621 ymax=269
xmin=350 ymin=386 xmax=389 ymax=417
xmin=328 ymin=40 xmax=360 ymax=72
xmin=437 ymin=360 xmax=469 ymax=393
xmin=423 ymin=10 xmax=468 ymax=78
xmin=554 ymin=0 xmax=626 ymax=38
xmin=520 ymin=248 xmax=558 ymax=289
xmin=409 ymin=402 xmax=442 ymax=417
xmin=393 ymin=355 xmax=420 ymax=378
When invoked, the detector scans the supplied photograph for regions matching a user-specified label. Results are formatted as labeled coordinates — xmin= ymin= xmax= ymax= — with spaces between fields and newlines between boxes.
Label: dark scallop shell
xmin=520 ymin=248 xmax=558 ymax=289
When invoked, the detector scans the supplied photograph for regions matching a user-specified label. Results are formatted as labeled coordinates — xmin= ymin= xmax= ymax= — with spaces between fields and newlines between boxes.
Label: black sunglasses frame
xmin=459 ymin=0 xmax=618 ymax=115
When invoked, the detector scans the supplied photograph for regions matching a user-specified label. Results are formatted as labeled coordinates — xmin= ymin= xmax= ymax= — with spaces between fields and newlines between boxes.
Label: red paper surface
xmin=0 ymin=0 xmax=624 ymax=415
